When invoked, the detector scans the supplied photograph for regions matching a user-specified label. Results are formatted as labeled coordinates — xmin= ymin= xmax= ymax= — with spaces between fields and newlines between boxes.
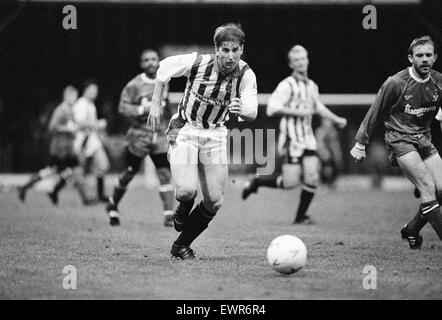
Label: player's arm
xmin=351 ymin=78 xmax=398 ymax=163
xmin=315 ymin=101 xmax=347 ymax=128
xmin=48 ymin=107 xmax=76 ymax=134
xmin=435 ymin=108 xmax=442 ymax=135
xmin=148 ymin=53 xmax=196 ymax=130
xmin=118 ymin=83 xmax=150 ymax=118
xmin=267 ymin=81 xmax=313 ymax=117
xmin=230 ymin=69 xmax=258 ymax=122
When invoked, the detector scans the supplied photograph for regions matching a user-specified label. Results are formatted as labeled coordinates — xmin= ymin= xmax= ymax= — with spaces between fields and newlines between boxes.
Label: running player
xmin=242 ymin=45 xmax=347 ymax=224
xmin=148 ymin=23 xmax=258 ymax=259
xmin=351 ymin=36 xmax=442 ymax=249
xmin=105 ymin=49 xmax=174 ymax=227
xmin=18 ymin=86 xmax=90 ymax=205
xmin=73 ymin=80 xmax=110 ymax=203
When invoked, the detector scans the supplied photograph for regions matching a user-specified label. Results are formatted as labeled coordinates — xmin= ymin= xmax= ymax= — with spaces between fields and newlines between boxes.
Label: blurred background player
xmin=148 ymin=23 xmax=258 ymax=259
xmin=18 ymin=86 xmax=90 ymax=205
xmin=73 ymin=80 xmax=110 ymax=203
xmin=351 ymin=36 xmax=442 ymax=249
xmin=242 ymin=45 xmax=347 ymax=224
xmin=105 ymin=49 xmax=174 ymax=227
xmin=315 ymin=117 xmax=343 ymax=189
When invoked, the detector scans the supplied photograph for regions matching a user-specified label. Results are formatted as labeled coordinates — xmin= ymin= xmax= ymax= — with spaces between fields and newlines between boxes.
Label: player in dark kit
xmin=351 ymin=36 xmax=442 ymax=249
xmin=18 ymin=86 xmax=90 ymax=205
xmin=105 ymin=49 xmax=175 ymax=227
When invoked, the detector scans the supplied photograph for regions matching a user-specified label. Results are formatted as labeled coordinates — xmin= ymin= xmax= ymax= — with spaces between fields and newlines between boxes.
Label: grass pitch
xmin=0 ymin=176 xmax=441 ymax=299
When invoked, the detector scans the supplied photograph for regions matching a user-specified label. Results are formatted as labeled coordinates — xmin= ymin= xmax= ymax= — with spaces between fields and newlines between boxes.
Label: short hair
xmin=288 ymin=45 xmax=308 ymax=59
xmin=63 ymin=85 xmax=78 ymax=96
xmin=408 ymin=36 xmax=437 ymax=55
xmin=140 ymin=48 xmax=158 ymax=58
xmin=213 ymin=23 xmax=245 ymax=48
xmin=82 ymin=79 xmax=98 ymax=93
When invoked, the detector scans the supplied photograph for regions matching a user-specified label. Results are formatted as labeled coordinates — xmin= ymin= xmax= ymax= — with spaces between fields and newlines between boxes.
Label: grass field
xmin=0 ymin=175 xmax=441 ymax=300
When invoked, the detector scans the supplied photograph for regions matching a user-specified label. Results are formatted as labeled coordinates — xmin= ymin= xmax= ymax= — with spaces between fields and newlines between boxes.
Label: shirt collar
xmin=292 ymin=71 xmax=309 ymax=83
xmin=408 ymin=67 xmax=430 ymax=83
xmin=141 ymin=73 xmax=156 ymax=84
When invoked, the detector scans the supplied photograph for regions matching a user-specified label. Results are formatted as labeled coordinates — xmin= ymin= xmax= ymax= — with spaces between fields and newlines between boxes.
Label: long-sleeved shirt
xmin=119 ymin=73 xmax=170 ymax=130
xmin=355 ymin=67 xmax=442 ymax=145
xmin=157 ymin=52 xmax=258 ymax=129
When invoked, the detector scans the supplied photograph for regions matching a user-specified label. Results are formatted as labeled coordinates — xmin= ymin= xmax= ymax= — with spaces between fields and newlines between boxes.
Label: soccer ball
xmin=267 ymin=235 xmax=307 ymax=274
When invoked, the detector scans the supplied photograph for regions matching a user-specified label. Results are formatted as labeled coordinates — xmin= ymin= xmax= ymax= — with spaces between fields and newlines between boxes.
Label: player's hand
xmin=350 ymin=145 xmax=366 ymax=163
xmin=336 ymin=117 xmax=347 ymax=129
xmin=97 ymin=119 xmax=107 ymax=130
xmin=140 ymin=97 xmax=151 ymax=115
xmin=147 ymin=101 xmax=163 ymax=131
xmin=228 ymin=98 xmax=242 ymax=115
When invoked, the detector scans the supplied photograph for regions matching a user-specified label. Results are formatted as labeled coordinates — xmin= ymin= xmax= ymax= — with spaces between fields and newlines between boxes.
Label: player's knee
xmin=176 ymin=185 xmax=197 ymax=202
xmin=282 ymin=176 xmax=300 ymax=189
xmin=304 ymin=172 xmax=320 ymax=187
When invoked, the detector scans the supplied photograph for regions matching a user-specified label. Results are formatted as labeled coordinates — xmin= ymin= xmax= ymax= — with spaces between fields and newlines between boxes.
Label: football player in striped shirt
xmin=105 ymin=49 xmax=175 ymax=227
xmin=242 ymin=45 xmax=347 ymax=224
xmin=351 ymin=36 xmax=442 ymax=249
xmin=148 ymin=23 xmax=258 ymax=259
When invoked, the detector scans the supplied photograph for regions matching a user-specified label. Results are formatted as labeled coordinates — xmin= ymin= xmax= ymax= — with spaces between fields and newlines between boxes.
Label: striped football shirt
xmin=267 ymin=74 xmax=319 ymax=146
xmin=157 ymin=52 xmax=257 ymax=129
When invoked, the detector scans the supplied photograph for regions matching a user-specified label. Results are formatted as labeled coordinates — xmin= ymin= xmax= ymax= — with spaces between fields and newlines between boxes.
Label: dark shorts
xmin=49 ymin=155 xmax=79 ymax=172
xmin=124 ymin=147 xmax=170 ymax=171
xmin=125 ymin=126 xmax=168 ymax=158
xmin=286 ymin=149 xmax=317 ymax=164
xmin=385 ymin=130 xmax=438 ymax=166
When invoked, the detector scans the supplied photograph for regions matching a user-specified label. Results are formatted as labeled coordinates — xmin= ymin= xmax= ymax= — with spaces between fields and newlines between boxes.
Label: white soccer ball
xmin=267 ymin=235 xmax=307 ymax=274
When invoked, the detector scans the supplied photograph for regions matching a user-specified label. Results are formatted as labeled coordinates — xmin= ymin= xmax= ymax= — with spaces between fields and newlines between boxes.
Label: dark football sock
xmin=111 ymin=186 xmax=126 ymax=207
xmin=97 ymin=176 xmax=105 ymax=200
xmin=52 ymin=177 xmax=67 ymax=195
xmin=255 ymin=175 xmax=282 ymax=188
xmin=23 ymin=173 xmax=42 ymax=190
xmin=175 ymin=197 xmax=195 ymax=217
xmin=175 ymin=202 xmax=215 ymax=246
xmin=295 ymin=184 xmax=317 ymax=222
xmin=421 ymin=200 xmax=442 ymax=240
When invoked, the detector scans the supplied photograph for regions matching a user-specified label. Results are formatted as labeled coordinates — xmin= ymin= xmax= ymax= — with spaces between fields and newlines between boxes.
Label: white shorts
xmin=168 ymin=120 xmax=228 ymax=166
xmin=278 ymin=132 xmax=317 ymax=164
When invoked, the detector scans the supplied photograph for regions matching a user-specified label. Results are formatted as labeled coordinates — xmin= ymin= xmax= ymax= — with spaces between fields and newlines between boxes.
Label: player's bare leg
xmin=47 ymin=168 xmax=73 ymax=205
xmin=397 ymin=151 xmax=439 ymax=248
xmin=242 ymin=162 xmax=301 ymax=200
xmin=169 ymin=142 xmax=199 ymax=233
xmin=172 ymin=147 xmax=228 ymax=259
xmin=155 ymin=166 xmax=175 ymax=227
xmin=422 ymin=153 xmax=442 ymax=240
xmin=294 ymin=155 xmax=320 ymax=224
xmin=106 ymin=150 xmax=144 ymax=226
xmin=92 ymin=147 xmax=110 ymax=202
xmin=71 ymin=166 xmax=94 ymax=206
xmin=18 ymin=166 xmax=57 ymax=202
